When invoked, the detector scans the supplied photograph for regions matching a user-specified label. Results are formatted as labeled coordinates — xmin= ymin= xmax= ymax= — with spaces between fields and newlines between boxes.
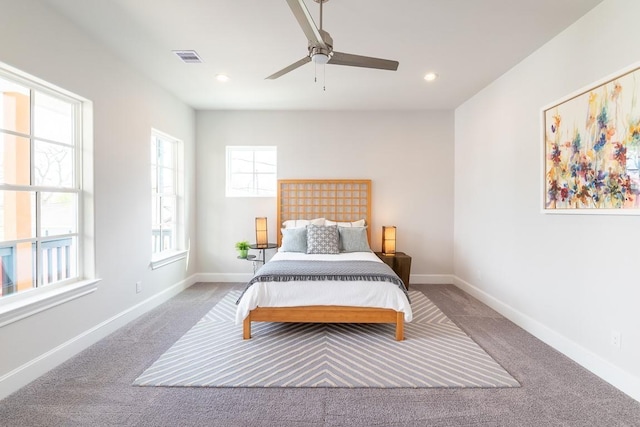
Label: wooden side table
xmin=375 ymin=252 xmax=412 ymax=289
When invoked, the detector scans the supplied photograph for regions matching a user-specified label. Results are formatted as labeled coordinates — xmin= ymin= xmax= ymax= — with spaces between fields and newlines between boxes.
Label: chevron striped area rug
xmin=133 ymin=290 xmax=520 ymax=388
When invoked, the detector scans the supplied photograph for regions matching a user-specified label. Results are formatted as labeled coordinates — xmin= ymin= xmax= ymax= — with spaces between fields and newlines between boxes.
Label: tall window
xmin=0 ymin=71 xmax=81 ymax=298
xmin=151 ymin=130 xmax=182 ymax=259
xmin=226 ymin=146 xmax=277 ymax=197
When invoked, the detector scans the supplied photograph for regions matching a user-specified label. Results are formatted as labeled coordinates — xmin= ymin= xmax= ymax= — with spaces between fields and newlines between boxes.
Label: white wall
xmin=0 ymin=0 xmax=197 ymax=396
xmin=454 ymin=0 xmax=640 ymax=400
xmin=196 ymin=110 xmax=454 ymax=282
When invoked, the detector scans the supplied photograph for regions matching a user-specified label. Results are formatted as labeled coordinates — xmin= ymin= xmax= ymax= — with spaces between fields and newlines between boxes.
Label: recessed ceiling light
xmin=215 ymin=74 xmax=230 ymax=82
xmin=424 ymin=72 xmax=438 ymax=82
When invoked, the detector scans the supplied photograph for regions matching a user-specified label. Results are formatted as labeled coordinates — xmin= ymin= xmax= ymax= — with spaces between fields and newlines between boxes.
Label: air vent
xmin=173 ymin=50 xmax=203 ymax=64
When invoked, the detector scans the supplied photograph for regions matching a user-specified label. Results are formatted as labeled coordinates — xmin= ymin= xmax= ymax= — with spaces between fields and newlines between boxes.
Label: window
xmin=0 ymin=69 xmax=82 ymax=300
xmin=151 ymin=130 xmax=184 ymax=266
xmin=226 ymin=146 xmax=277 ymax=197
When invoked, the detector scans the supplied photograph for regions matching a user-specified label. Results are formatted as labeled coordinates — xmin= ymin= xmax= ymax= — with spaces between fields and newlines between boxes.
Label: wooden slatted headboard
xmin=276 ymin=179 xmax=372 ymax=246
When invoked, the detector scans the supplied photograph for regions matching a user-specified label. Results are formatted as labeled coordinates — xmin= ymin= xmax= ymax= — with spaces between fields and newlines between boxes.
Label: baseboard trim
xmin=452 ymin=275 xmax=640 ymax=403
xmin=0 ymin=274 xmax=198 ymax=401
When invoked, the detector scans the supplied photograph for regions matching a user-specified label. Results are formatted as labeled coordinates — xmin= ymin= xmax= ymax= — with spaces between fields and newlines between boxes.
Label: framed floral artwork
xmin=542 ymin=63 xmax=640 ymax=214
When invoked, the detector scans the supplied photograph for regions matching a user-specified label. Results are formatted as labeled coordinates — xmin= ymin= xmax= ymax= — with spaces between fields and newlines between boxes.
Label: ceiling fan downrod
xmin=316 ymin=0 xmax=325 ymax=31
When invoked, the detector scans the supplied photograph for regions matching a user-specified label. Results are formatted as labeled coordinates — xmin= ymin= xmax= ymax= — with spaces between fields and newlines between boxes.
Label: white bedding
xmin=235 ymin=251 xmax=413 ymax=324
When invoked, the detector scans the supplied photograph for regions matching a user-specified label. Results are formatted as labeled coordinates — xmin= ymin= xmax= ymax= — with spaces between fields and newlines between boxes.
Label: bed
xmin=235 ymin=179 xmax=412 ymax=340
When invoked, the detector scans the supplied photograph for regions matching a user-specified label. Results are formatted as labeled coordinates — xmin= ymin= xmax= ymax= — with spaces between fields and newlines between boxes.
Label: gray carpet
xmin=134 ymin=290 xmax=519 ymax=388
xmin=0 ymin=283 xmax=639 ymax=426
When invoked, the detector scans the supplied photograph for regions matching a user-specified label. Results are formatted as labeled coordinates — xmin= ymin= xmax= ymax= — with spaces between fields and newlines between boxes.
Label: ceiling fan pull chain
xmin=323 ymin=65 xmax=326 ymax=91
xmin=314 ymin=61 xmax=317 ymax=83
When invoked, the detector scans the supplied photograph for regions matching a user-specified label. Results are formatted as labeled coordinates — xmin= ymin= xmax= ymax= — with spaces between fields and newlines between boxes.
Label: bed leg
xmin=395 ymin=312 xmax=404 ymax=341
xmin=243 ymin=315 xmax=251 ymax=339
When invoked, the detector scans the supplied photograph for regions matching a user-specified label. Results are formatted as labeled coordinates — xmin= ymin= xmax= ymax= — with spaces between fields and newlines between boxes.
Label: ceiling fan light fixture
xmin=215 ymin=74 xmax=230 ymax=82
xmin=311 ymin=53 xmax=330 ymax=65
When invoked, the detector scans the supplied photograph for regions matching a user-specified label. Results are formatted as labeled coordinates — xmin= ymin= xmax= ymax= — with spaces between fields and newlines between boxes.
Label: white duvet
xmin=235 ymin=251 xmax=413 ymax=324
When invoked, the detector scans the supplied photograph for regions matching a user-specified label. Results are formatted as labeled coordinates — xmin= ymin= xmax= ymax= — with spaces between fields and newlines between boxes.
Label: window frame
xmin=225 ymin=146 xmax=277 ymax=198
xmin=0 ymin=62 xmax=98 ymax=326
xmin=150 ymin=129 xmax=186 ymax=269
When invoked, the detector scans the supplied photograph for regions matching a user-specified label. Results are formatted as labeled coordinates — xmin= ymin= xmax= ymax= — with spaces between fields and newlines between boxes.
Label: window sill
xmin=0 ymin=279 xmax=101 ymax=328
xmin=150 ymin=249 xmax=188 ymax=270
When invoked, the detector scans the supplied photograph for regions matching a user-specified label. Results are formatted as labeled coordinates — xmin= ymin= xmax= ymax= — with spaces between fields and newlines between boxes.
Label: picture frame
xmin=541 ymin=62 xmax=640 ymax=214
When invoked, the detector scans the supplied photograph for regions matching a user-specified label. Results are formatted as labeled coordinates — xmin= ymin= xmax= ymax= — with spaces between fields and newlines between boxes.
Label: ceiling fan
xmin=266 ymin=0 xmax=399 ymax=80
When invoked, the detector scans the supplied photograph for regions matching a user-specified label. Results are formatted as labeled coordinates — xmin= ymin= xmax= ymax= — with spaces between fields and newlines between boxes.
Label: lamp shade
xmin=255 ymin=217 xmax=268 ymax=248
xmin=382 ymin=226 xmax=396 ymax=256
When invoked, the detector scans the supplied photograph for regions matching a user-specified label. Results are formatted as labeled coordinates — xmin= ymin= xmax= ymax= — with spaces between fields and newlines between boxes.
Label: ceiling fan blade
xmin=329 ymin=51 xmax=399 ymax=71
xmin=266 ymin=56 xmax=312 ymax=80
xmin=286 ymin=0 xmax=326 ymax=48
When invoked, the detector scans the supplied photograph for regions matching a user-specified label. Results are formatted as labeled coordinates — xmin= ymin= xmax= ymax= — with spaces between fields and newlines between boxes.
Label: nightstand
xmin=238 ymin=244 xmax=277 ymax=274
xmin=375 ymin=252 xmax=412 ymax=289
xmin=249 ymin=243 xmax=278 ymax=265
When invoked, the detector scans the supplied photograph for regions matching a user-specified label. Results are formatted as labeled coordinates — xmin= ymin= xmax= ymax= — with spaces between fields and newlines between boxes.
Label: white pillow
xmin=325 ymin=219 xmax=366 ymax=227
xmin=282 ymin=218 xmax=325 ymax=229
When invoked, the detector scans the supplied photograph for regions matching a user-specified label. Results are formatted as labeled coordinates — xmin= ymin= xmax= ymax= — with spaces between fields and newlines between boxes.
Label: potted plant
xmin=235 ymin=240 xmax=250 ymax=259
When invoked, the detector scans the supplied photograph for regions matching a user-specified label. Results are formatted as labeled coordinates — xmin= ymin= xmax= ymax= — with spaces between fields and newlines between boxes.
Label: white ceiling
xmin=42 ymin=0 xmax=603 ymax=111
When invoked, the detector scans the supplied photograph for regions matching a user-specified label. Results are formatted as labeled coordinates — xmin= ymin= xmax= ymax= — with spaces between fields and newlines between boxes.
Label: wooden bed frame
xmin=242 ymin=179 xmax=405 ymax=341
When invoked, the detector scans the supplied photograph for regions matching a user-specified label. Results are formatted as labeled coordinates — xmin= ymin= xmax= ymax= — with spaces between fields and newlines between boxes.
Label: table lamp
xmin=382 ymin=226 xmax=396 ymax=256
xmin=255 ymin=217 xmax=268 ymax=248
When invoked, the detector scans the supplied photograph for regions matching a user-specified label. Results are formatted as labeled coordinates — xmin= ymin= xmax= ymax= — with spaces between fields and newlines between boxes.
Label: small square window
xmin=226 ymin=146 xmax=277 ymax=197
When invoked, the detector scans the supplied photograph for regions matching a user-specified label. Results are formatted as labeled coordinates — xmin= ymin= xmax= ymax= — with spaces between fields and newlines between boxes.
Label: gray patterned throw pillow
xmin=306 ymin=224 xmax=340 ymax=254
